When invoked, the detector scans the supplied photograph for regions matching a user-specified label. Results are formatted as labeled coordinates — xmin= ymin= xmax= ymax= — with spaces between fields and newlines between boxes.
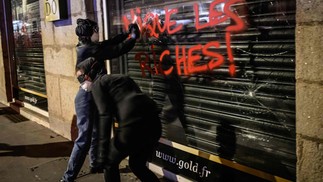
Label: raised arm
xmin=94 ymin=23 xmax=140 ymax=60
xmin=106 ymin=33 xmax=129 ymax=45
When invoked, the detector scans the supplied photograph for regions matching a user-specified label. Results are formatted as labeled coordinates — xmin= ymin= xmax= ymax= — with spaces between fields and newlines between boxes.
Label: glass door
xmin=11 ymin=0 xmax=47 ymax=111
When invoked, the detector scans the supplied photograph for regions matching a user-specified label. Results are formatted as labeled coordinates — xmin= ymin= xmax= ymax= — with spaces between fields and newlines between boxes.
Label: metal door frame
xmin=0 ymin=0 xmax=18 ymax=104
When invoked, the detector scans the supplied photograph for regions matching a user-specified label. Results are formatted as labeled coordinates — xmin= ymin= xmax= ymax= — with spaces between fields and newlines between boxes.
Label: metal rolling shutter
xmin=122 ymin=0 xmax=296 ymax=180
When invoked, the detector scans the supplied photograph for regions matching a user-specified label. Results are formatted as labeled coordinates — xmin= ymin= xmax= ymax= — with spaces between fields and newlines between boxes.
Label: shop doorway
xmin=0 ymin=0 xmax=47 ymax=111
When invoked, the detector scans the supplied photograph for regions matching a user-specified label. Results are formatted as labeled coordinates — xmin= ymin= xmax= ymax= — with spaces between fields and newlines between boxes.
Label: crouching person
xmin=77 ymin=57 xmax=162 ymax=182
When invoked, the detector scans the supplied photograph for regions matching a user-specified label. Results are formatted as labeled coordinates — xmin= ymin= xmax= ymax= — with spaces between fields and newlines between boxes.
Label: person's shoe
xmin=90 ymin=166 xmax=104 ymax=173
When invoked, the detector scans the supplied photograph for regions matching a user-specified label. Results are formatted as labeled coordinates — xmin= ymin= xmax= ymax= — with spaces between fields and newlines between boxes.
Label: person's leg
xmin=62 ymin=89 xmax=93 ymax=182
xmin=128 ymin=136 xmax=160 ymax=182
xmin=103 ymin=138 xmax=128 ymax=182
xmin=118 ymin=102 xmax=161 ymax=182
xmin=128 ymin=113 xmax=161 ymax=182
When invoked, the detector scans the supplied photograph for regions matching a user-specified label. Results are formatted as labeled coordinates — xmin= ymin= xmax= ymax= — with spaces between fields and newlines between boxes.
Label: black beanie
xmin=75 ymin=18 xmax=98 ymax=37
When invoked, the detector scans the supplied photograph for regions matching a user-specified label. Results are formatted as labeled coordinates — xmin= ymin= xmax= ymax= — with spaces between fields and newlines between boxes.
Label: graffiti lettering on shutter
xmin=122 ymin=0 xmax=246 ymax=77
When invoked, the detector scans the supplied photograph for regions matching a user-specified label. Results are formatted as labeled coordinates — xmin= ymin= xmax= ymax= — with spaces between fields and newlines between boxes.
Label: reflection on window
xmin=12 ymin=0 xmax=47 ymax=110
xmin=108 ymin=0 xmax=296 ymax=180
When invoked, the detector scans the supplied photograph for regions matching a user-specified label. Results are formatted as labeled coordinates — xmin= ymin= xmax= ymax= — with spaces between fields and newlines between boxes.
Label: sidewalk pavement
xmin=0 ymin=103 xmax=171 ymax=182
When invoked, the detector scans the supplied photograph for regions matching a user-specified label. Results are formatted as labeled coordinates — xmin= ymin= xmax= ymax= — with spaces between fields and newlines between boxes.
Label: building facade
xmin=0 ymin=0 xmax=322 ymax=181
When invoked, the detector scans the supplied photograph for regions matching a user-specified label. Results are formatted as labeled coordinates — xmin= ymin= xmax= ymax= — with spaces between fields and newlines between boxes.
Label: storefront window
xmin=11 ymin=0 xmax=47 ymax=110
xmin=107 ymin=0 xmax=295 ymax=181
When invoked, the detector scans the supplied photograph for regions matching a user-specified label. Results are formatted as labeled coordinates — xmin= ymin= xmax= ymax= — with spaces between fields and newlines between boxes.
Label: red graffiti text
xmin=123 ymin=0 xmax=246 ymax=77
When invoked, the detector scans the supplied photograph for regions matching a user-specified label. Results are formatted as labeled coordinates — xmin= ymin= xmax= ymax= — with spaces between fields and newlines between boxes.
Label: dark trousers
xmin=91 ymin=75 xmax=162 ymax=182
xmin=103 ymin=136 xmax=160 ymax=182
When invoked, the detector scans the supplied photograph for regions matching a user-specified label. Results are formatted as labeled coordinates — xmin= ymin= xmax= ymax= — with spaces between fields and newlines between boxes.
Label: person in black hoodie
xmin=60 ymin=19 xmax=140 ymax=182
xmin=76 ymin=57 xmax=162 ymax=182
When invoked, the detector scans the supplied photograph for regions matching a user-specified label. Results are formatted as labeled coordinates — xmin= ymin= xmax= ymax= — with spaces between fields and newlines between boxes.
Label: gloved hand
xmin=128 ymin=23 xmax=140 ymax=39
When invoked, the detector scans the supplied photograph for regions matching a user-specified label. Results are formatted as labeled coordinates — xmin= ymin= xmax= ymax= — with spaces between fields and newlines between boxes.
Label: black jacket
xmin=91 ymin=74 xmax=162 ymax=153
xmin=75 ymin=33 xmax=136 ymax=79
